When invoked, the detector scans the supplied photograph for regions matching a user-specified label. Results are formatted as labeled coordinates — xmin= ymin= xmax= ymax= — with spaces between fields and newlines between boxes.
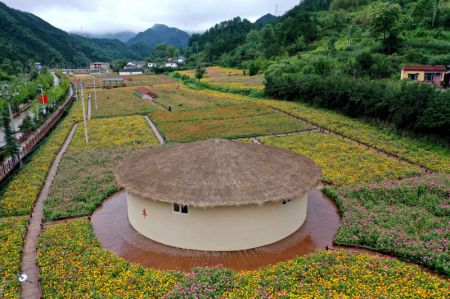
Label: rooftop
xmin=101 ymin=78 xmax=125 ymax=82
xmin=402 ymin=65 xmax=446 ymax=72
xmin=114 ymin=139 xmax=322 ymax=208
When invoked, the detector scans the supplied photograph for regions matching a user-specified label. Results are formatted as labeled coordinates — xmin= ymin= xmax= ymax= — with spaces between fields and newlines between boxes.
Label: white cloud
xmin=2 ymin=0 xmax=300 ymax=33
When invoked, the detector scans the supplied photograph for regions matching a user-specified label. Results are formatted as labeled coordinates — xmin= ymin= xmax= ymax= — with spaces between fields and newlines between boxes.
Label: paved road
xmin=0 ymin=72 xmax=61 ymax=147
xmin=51 ymin=72 xmax=60 ymax=87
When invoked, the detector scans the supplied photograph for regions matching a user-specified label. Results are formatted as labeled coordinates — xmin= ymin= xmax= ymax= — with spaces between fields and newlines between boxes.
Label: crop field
xmin=259 ymin=132 xmax=421 ymax=185
xmin=82 ymin=86 xmax=164 ymax=118
xmin=0 ymin=216 xmax=28 ymax=299
xmin=151 ymin=102 xmax=275 ymax=123
xmin=0 ymin=114 xmax=77 ymax=217
xmin=257 ymin=99 xmax=450 ymax=172
xmin=178 ymin=66 xmax=265 ymax=91
xmin=45 ymin=115 xmax=159 ymax=221
xmin=44 ymin=147 xmax=146 ymax=221
xmin=36 ymin=220 xmax=449 ymax=298
xmin=154 ymin=111 xmax=311 ymax=143
xmin=148 ymin=83 xmax=248 ymax=111
xmin=327 ymin=173 xmax=450 ymax=275
xmin=69 ymin=115 xmax=158 ymax=152
xmin=4 ymin=79 xmax=449 ymax=299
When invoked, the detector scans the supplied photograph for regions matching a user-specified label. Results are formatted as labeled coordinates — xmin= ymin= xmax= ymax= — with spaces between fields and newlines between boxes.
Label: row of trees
xmin=265 ymin=63 xmax=449 ymax=139
xmin=0 ymin=70 xmax=70 ymax=161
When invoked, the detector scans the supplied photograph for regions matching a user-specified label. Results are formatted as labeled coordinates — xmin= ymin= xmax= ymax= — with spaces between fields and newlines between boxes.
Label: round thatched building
xmin=115 ymin=139 xmax=321 ymax=251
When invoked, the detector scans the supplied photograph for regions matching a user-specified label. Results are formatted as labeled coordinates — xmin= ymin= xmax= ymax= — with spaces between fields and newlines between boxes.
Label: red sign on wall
xmin=142 ymin=208 xmax=148 ymax=219
xmin=39 ymin=95 xmax=48 ymax=105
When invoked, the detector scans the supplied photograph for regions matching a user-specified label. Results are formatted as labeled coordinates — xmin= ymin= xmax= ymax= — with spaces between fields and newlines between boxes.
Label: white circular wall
xmin=127 ymin=192 xmax=308 ymax=251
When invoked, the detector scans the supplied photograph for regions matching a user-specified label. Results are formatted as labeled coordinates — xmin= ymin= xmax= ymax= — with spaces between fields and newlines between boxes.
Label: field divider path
xmin=265 ymin=105 xmax=427 ymax=172
xmin=43 ymin=216 xmax=91 ymax=228
xmin=250 ymin=128 xmax=319 ymax=140
xmin=144 ymin=116 xmax=166 ymax=144
xmin=20 ymin=123 xmax=78 ymax=299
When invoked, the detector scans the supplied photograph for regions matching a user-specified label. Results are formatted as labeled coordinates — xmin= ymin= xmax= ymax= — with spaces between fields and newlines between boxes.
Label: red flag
xmin=39 ymin=95 xmax=48 ymax=105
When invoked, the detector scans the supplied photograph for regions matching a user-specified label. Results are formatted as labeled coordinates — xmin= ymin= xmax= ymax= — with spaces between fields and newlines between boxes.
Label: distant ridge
xmin=128 ymin=24 xmax=190 ymax=49
xmin=254 ymin=13 xmax=277 ymax=26
xmin=0 ymin=2 xmax=146 ymax=67
xmin=72 ymin=31 xmax=137 ymax=43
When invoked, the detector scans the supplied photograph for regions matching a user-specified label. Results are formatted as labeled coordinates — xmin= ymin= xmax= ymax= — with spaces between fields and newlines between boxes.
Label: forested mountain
xmin=189 ymin=17 xmax=255 ymax=61
xmin=189 ymin=0 xmax=450 ymax=76
xmin=0 ymin=2 xmax=146 ymax=68
xmin=186 ymin=0 xmax=450 ymax=138
xmin=128 ymin=24 xmax=190 ymax=49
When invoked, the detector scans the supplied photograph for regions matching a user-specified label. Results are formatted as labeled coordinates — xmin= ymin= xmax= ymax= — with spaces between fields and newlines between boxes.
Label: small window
xmin=424 ymin=72 xmax=441 ymax=81
xmin=173 ymin=203 xmax=188 ymax=214
xmin=408 ymin=73 xmax=418 ymax=81
xmin=282 ymin=199 xmax=292 ymax=206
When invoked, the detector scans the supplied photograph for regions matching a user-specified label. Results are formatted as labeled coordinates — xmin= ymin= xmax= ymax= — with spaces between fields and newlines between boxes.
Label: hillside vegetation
xmin=187 ymin=0 xmax=450 ymax=140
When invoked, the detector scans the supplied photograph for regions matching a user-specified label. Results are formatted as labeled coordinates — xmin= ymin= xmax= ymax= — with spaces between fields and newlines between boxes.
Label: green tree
xmin=412 ymin=0 xmax=435 ymax=25
xmin=368 ymin=1 xmax=405 ymax=53
xmin=260 ymin=24 xmax=279 ymax=58
xmin=19 ymin=115 xmax=33 ymax=134
xmin=248 ymin=61 xmax=260 ymax=76
xmin=166 ymin=46 xmax=177 ymax=58
xmin=328 ymin=35 xmax=338 ymax=57
xmin=195 ymin=67 xmax=206 ymax=81
xmin=112 ymin=60 xmax=126 ymax=72
xmin=330 ymin=0 xmax=360 ymax=10
xmin=2 ymin=114 xmax=19 ymax=158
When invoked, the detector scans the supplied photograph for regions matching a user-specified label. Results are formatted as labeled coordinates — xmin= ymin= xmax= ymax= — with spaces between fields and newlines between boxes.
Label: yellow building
xmin=401 ymin=65 xmax=448 ymax=86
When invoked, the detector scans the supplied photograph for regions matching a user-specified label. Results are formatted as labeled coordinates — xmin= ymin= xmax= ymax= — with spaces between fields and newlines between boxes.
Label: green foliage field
xmin=325 ymin=173 xmax=450 ymax=275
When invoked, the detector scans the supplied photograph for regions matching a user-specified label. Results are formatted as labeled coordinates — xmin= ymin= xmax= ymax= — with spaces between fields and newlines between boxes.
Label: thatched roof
xmin=114 ymin=139 xmax=322 ymax=208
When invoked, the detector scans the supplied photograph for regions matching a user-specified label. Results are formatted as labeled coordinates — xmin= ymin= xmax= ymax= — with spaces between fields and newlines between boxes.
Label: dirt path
xmin=20 ymin=124 xmax=77 ymax=299
xmin=144 ymin=116 xmax=166 ymax=144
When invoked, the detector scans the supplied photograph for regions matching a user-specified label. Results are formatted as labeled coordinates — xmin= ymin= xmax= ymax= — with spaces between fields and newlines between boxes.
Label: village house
xmin=165 ymin=59 xmax=178 ymax=69
xmin=124 ymin=61 xmax=146 ymax=70
xmin=119 ymin=68 xmax=143 ymax=76
xmin=34 ymin=62 xmax=42 ymax=71
xmin=90 ymin=62 xmax=110 ymax=70
xmin=401 ymin=65 xmax=449 ymax=87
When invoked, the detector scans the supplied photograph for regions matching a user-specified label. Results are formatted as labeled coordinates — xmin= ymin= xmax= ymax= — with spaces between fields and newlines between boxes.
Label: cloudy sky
xmin=3 ymin=0 xmax=300 ymax=34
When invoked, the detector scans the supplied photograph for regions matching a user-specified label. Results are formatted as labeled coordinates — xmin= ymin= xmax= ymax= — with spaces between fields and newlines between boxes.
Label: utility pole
xmin=93 ymin=77 xmax=98 ymax=110
xmin=0 ymin=82 xmax=19 ymax=135
xmin=432 ymin=0 xmax=440 ymax=28
xmin=80 ymin=82 xmax=89 ymax=144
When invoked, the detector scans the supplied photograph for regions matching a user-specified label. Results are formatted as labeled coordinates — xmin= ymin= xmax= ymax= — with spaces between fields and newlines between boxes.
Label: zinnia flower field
xmin=1 ymin=74 xmax=449 ymax=298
